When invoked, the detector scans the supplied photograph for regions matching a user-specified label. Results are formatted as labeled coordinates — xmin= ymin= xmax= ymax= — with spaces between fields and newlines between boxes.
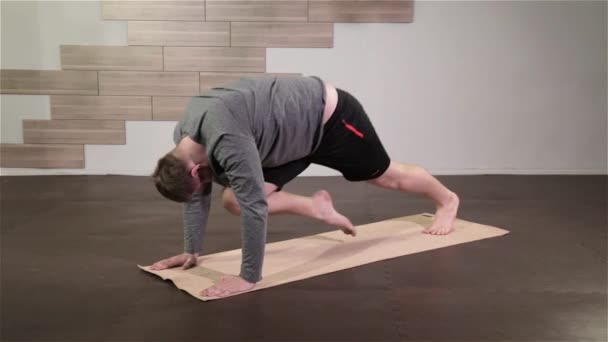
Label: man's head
xmin=153 ymin=150 xmax=210 ymax=202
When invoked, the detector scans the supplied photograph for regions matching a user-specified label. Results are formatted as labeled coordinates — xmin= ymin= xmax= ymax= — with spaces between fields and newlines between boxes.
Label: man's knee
xmin=369 ymin=162 xmax=423 ymax=190
xmin=222 ymin=189 xmax=241 ymax=215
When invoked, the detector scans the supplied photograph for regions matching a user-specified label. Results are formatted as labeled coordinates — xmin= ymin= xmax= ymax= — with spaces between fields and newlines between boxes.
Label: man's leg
xmin=368 ymin=161 xmax=459 ymax=235
xmin=222 ymin=183 xmax=356 ymax=235
xmin=303 ymin=88 xmax=459 ymax=235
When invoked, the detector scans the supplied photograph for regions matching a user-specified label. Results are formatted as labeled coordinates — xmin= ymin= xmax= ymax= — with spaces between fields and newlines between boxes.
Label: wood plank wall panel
xmin=99 ymin=71 xmax=199 ymax=96
xmin=231 ymin=22 xmax=333 ymax=48
xmin=0 ymin=70 xmax=98 ymax=95
xmin=51 ymin=96 xmax=152 ymax=120
xmin=128 ymin=21 xmax=230 ymax=46
xmin=102 ymin=1 xmax=205 ymax=21
xmin=2 ymin=0 xmax=414 ymax=169
xmin=0 ymin=144 xmax=85 ymax=169
xmin=60 ymin=46 xmax=162 ymax=71
xmin=206 ymin=0 xmax=307 ymax=22
xmin=164 ymin=47 xmax=265 ymax=72
xmin=152 ymin=97 xmax=191 ymax=121
xmin=23 ymin=120 xmax=126 ymax=145
xmin=309 ymin=0 xmax=414 ymax=23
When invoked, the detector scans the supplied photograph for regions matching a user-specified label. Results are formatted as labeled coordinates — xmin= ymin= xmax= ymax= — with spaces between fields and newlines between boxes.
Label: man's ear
xmin=190 ymin=164 xmax=200 ymax=178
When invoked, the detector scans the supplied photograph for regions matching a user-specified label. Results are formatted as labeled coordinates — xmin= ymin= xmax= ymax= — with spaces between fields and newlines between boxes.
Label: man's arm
xmin=149 ymin=182 xmax=212 ymax=271
xmin=183 ymin=182 xmax=212 ymax=255
xmin=213 ymin=134 xmax=267 ymax=283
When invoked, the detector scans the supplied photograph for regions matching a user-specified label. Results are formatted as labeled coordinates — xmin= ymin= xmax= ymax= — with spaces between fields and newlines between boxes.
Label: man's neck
xmin=176 ymin=136 xmax=208 ymax=164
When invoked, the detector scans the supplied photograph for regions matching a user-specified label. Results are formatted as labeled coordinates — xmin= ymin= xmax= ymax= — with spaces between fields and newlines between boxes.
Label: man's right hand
xmin=150 ymin=253 xmax=199 ymax=270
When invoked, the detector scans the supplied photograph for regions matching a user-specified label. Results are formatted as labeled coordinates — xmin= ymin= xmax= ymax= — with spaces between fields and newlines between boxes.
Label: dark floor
xmin=1 ymin=175 xmax=606 ymax=342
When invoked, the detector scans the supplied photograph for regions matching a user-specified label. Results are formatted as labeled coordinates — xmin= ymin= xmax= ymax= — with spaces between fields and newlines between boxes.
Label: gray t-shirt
xmin=173 ymin=75 xmax=326 ymax=282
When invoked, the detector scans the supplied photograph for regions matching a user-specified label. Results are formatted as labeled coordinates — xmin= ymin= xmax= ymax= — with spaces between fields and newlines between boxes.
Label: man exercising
xmin=151 ymin=75 xmax=460 ymax=298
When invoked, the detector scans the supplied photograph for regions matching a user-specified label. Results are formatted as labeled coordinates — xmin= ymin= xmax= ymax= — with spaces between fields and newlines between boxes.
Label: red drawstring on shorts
xmin=342 ymin=120 xmax=364 ymax=138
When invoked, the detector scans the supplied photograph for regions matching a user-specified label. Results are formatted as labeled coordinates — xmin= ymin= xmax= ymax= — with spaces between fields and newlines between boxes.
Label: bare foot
xmin=424 ymin=191 xmax=460 ymax=235
xmin=312 ymin=190 xmax=357 ymax=236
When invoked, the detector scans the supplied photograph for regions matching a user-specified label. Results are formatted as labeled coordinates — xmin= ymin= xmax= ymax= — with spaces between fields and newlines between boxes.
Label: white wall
xmin=1 ymin=0 xmax=606 ymax=176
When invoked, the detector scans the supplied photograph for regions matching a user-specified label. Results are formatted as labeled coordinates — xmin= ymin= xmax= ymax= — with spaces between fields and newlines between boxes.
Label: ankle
xmin=437 ymin=191 xmax=458 ymax=208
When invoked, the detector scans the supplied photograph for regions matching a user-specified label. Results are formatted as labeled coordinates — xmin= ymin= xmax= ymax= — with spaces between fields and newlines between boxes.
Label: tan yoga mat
xmin=139 ymin=213 xmax=509 ymax=301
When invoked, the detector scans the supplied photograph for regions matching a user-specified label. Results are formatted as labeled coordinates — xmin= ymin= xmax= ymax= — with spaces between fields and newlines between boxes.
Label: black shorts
xmin=263 ymin=88 xmax=391 ymax=189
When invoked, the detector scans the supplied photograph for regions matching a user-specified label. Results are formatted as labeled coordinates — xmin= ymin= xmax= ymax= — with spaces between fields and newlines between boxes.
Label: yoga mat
xmin=139 ymin=213 xmax=509 ymax=301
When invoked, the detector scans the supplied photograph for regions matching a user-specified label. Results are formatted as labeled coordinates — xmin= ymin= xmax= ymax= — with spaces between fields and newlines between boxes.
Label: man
xmin=151 ymin=75 xmax=460 ymax=298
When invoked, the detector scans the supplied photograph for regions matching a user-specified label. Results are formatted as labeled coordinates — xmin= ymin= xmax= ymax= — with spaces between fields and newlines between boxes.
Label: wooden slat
xmin=60 ymin=46 xmax=162 ymax=71
xmin=51 ymin=96 xmax=152 ymax=120
xmin=206 ymin=0 xmax=307 ymax=22
xmin=0 ymin=70 xmax=98 ymax=95
xmin=99 ymin=71 xmax=199 ymax=96
xmin=152 ymin=97 xmax=191 ymax=121
xmin=164 ymin=47 xmax=265 ymax=72
xmin=231 ymin=22 xmax=333 ymax=48
xmin=309 ymin=0 xmax=414 ymax=22
xmin=23 ymin=120 xmax=126 ymax=145
xmin=128 ymin=21 xmax=229 ymax=46
xmin=200 ymin=72 xmax=300 ymax=93
xmin=0 ymin=144 xmax=85 ymax=169
xmin=102 ymin=1 xmax=205 ymax=21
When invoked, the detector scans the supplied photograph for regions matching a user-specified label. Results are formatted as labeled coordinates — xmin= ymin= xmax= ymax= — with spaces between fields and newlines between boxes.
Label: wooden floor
xmin=1 ymin=175 xmax=606 ymax=341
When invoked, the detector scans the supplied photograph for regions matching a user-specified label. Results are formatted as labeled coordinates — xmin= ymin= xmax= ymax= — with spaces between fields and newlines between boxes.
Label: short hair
xmin=152 ymin=153 xmax=194 ymax=202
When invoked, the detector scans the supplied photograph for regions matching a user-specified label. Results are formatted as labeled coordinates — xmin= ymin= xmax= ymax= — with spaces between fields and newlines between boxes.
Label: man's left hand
xmin=200 ymin=275 xmax=255 ymax=298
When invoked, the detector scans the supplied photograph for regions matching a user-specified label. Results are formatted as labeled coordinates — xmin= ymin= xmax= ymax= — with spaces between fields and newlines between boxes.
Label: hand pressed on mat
xmin=149 ymin=254 xmax=254 ymax=297
xmin=150 ymin=253 xmax=198 ymax=270
xmin=201 ymin=275 xmax=255 ymax=298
